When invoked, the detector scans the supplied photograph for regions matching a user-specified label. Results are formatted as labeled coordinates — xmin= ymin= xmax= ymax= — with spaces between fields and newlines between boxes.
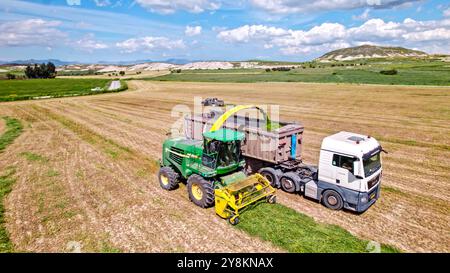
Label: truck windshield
xmin=363 ymin=153 xmax=381 ymax=177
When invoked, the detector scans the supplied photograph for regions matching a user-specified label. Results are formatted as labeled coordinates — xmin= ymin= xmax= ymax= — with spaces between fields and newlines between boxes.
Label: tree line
xmin=24 ymin=62 xmax=57 ymax=79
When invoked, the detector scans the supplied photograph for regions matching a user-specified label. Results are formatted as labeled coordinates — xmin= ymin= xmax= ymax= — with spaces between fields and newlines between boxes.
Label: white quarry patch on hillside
xmin=179 ymin=61 xmax=234 ymax=70
xmin=56 ymin=61 xmax=304 ymax=73
xmin=97 ymin=66 xmax=125 ymax=72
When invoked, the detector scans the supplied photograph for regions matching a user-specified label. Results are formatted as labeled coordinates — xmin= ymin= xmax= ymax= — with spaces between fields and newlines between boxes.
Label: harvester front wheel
xmin=187 ymin=175 xmax=215 ymax=208
xmin=158 ymin=166 xmax=179 ymax=191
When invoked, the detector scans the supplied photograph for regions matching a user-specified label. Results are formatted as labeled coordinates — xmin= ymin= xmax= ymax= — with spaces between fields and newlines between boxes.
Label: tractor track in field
xmin=0 ymin=80 xmax=449 ymax=252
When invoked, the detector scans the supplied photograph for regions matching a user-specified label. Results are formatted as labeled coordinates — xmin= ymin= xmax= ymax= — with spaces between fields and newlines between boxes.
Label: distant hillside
xmin=0 ymin=59 xmax=76 ymax=66
xmin=316 ymin=45 xmax=428 ymax=62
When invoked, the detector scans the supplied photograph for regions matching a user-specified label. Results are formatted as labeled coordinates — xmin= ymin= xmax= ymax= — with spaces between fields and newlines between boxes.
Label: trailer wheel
xmin=280 ymin=172 xmax=299 ymax=193
xmin=322 ymin=190 xmax=344 ymax=210
xmin=158 ymin=166 xmax=179 ymax=190
xmin=258 ymin=167 xmax=279 ymax=188
xmin=187 ymin=174 xmax=215 ymax=208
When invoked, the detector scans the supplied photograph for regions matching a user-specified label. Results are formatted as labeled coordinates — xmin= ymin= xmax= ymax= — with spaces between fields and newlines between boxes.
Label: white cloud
xmin=94 ymin=0 xmax=111 ymax=7
xmin=0 ymin=19 xmax=67 ymax=47
xmin=444 ymin=8 xmax=450 ymax=17
xmin=75 ymin=34 xmax=109 ymax=52
xmin=218 ymin=18 xmax=450 ymax=55
xmin=135 ymin=0 xmax=220 ymax=14
xmin=66 ymin=0 xmax=112 ymax=6
xmin=217 ymin=25 xmax=288 ymax=43
xmin=116 ymin=36 xmax=185 ymax=53
xmin=353 ymin=9 xmax=371 ymax=21
xmin=185 ymin=25 xmax=202 ymax=36
xmin=249 ymin=0 xmax=420 ymax=14
xmin=66 ymin=0 xmax=81 ymax=5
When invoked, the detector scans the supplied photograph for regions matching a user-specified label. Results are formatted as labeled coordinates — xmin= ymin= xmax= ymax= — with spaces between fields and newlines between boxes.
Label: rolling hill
xmin=316 ymin=45 xmax=428 ymax=62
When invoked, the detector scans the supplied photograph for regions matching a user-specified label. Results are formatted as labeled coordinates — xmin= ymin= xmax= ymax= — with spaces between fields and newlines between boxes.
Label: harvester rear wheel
xmin=158 ymin=166 xmax=179 ymax=190
xmin=258 ymin=167 xmax=279 ymax=188
xmin=187 ymin=175 xmax=215 ymax=208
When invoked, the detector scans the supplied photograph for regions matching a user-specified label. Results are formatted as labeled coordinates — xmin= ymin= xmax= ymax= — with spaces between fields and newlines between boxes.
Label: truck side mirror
xmin=353 ymin=160 xmax=363 ymax=179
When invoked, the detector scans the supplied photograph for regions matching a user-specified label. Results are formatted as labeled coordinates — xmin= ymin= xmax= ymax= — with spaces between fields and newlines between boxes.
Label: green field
xmin=0 ymin=79 xmax=126 ymax=102
xmin=150 ymin=59 xmax=450 ymax=86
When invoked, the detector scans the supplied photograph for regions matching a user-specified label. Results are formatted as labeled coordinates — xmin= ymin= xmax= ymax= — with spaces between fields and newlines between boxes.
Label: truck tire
xmin=322 ymin=190 xmax=344 ymax=210
xmin=258 ymin=167 xmax=279 ymax=188
xmin=280 ymin=172 xmax=300 ymax=193
xmin=187 ymin=174 xmax=215 ymax=208
xmin=158 ymin=166 xmax=179 ymax=190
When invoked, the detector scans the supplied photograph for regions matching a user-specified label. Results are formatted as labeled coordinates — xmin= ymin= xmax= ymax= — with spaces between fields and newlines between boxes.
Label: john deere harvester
xmin=158 ymin=128 xmax=276 ymax=225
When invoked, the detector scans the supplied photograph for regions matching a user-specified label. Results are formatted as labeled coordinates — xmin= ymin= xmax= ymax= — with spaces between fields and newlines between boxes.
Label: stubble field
xmin=0 ymin=80 xmax=449 ymax=252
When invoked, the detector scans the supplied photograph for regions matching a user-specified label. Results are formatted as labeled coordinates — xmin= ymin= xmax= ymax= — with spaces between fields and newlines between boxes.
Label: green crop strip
xmin=237 ymin=203 xmax=400 ymax=253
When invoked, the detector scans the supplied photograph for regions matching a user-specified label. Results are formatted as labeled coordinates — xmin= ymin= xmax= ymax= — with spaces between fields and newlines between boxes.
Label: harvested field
xmin=0 ymin=119 xmax=4 ymax=135
xmin=0 ymin=80 xmax=449 ymax=252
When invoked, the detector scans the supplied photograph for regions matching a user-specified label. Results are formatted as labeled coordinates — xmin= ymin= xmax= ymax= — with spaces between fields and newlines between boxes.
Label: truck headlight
xmin=360 ymin=196 xmax=368 ymax=203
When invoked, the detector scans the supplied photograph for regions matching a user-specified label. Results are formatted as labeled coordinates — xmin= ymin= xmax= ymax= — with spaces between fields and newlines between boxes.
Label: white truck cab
xmin=312 ymin=132 xmax=383 ymax=212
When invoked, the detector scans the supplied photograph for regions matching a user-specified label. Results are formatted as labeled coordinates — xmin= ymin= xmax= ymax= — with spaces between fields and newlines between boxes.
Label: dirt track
xmin=0 ymin=80 xmax=449 ymax=252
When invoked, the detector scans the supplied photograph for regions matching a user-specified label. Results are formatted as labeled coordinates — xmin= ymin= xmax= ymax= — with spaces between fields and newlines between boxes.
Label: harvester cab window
xmin=202 ymin=138 xmax=219 ymax=169
xmin=217 ymin=140 xmax=241 ymax=167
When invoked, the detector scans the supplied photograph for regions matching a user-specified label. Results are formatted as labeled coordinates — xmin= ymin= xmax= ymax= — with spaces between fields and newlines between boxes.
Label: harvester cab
xmin=158 ymin=128 xmax=276 ymax=225
xmin=202 ymin=129 xmax=245 ymax=174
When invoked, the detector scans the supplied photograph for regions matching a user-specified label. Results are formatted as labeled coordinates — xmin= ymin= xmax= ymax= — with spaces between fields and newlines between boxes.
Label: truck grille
xmin=169 ymin=147 xmax=184 ymax=165
xmin=367 ymin=174 xmax=380 ymax=190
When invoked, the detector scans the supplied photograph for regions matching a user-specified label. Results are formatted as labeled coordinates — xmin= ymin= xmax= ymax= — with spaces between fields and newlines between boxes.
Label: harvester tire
xmin=187 ymin=175 xmax=215 ymax=208
xmin=280 ymin=172 xmax=299 ymax=193
xmin=229 ymin=216 xmax=239 ymax=225
xmin=158 ymin=167 xmax=179 ymax=190
xmin=267 ymin=194 xmax=277 ymax=204
xmin=258 ymin=167 xmax=279 ymax=188
xmin=322 ymin=190 xmax=344 ymax=210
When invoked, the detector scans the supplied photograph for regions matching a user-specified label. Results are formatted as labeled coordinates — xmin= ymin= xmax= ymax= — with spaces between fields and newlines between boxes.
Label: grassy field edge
xmin=0 ymin=117 xmax=23 ymax=252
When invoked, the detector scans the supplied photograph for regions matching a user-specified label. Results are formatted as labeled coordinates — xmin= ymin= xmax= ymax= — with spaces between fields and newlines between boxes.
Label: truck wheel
xmin=258 ymin=167 xmax=279 ymax=188
xmin=158 ymin=166 xmax=179 ymax=191
xmin=280 ymin=172 xmax=299 ymax=193
xmin=322 ymin=190 xmax=344 ymax=210
xmin=187 ymin=175 xmax=215 ymax=208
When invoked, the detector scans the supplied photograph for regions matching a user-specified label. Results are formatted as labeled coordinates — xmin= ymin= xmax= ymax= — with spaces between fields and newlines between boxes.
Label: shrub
xmin=380 ymin=69 xmax=398 ymax=75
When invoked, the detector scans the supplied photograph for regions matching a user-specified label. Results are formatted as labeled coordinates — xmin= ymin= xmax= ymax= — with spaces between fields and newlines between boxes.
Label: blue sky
xmin=0 ymin=0 xmax=449 ymax=62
